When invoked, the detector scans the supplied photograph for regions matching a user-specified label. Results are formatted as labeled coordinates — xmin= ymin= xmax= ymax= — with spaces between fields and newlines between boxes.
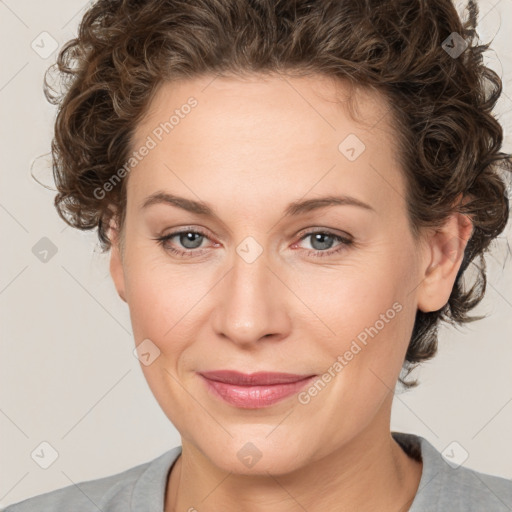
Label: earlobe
xmin=108 ymin=222 xmax=127 ymax=303
xmin=416 ymin=212 xmax=473 ymax=313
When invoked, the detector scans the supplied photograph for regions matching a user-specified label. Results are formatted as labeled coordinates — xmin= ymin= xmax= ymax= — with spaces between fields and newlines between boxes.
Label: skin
xmin=108 ymin=73 xmax=473 ymax=512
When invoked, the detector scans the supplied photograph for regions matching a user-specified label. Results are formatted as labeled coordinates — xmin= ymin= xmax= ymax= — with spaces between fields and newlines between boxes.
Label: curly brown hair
xmin=42 ymin=0 xmax=511 ymax=387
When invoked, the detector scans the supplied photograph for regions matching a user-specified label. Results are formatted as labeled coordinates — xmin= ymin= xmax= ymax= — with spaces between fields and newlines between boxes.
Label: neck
xmin=165 ymin=405 xmax=422 ymax=512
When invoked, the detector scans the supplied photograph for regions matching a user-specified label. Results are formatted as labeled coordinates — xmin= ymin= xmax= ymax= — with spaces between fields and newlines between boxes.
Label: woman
xmin=6 ymin=0 xmax=512 ymax=510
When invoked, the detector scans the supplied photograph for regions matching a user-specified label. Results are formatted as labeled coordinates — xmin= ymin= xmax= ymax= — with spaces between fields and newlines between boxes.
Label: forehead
xmin=128 ymin=73 xmax=405 ymax=216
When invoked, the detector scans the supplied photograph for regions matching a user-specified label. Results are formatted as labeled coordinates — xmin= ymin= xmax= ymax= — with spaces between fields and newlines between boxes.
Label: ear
xmin=108 ymin=219 xmax=127 ymax=303
xmin=416 ymin=205 xmax=474 ymax=313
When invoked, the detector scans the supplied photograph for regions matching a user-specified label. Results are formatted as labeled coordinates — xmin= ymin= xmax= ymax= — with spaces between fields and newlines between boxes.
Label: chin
xmin=199 ymin=434 xmax=311 ymax=476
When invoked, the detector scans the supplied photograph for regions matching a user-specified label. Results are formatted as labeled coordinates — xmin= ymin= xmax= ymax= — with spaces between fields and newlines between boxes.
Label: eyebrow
xmin=141 ymin=191 xmax=376 ymax=217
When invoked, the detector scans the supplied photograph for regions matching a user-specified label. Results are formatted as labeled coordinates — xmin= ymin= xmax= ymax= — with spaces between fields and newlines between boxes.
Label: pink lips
xmin=198 ymin=370 xmax=316 ymax=408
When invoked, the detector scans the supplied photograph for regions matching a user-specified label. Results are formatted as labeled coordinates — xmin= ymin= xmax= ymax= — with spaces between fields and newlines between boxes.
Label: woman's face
xmin=109 ymin=73 xmax=435 ymax=474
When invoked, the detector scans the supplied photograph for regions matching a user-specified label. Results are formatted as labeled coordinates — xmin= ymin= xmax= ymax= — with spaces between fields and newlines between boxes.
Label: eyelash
xmin=154 ymin=228 xmax=353 ymax=259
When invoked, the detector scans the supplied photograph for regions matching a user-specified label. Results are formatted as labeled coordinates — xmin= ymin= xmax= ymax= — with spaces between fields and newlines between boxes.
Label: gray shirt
xmin=3 ymin=432 xmax=511 ymax=511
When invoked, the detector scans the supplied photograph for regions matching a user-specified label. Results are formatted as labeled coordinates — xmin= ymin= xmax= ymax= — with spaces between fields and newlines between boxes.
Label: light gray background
xmin=1 ymin=0 xmax=511 ymax=507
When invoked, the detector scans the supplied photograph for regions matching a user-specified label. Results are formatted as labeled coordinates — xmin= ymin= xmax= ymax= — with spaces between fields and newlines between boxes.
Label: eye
xmin=154 ymin=228 xmax=212 ymax=258
xmin=294 ymin=230 xmax=353 ymax=258
xmin=153 ymin=228 xmax=353 ymax=259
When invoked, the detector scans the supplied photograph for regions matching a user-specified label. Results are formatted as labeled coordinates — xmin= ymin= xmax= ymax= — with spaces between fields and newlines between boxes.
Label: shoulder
xmin=2 ymin=447 xmax=182 ymax=512
xmin=430 ymin=456 xmax=512 ymax=511
xmin=392 ymin=432 xmax=512 ymax=512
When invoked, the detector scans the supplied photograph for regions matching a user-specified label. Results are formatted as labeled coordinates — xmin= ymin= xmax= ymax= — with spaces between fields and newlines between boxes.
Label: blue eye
xmin=297 ymin=231 xmax=353 ymax=257
xmin=154 ymin=229 xmax=353 ymax=258
xmin=154 ymin=228 xmax=209 ymax=258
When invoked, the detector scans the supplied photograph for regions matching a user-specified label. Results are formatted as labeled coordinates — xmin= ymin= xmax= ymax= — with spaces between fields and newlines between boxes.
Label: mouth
xmin=198 ymin=370 xmax=317 ymax=409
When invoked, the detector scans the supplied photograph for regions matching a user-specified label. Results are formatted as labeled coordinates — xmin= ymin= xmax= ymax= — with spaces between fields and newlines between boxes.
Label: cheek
xmin=124 ymin=263 xmax=196 ymax=425
xmin=293 ymin=261 xmax=401 ymax=338
xmin=298 ymin=251 xmax=417 ymax=383
xmin=124 ymin=260 xmax=190 ymax=356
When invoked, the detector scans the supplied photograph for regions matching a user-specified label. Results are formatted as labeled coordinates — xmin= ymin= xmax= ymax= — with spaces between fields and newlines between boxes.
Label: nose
xmin=210 ymin=245 xmax=292 ymax=348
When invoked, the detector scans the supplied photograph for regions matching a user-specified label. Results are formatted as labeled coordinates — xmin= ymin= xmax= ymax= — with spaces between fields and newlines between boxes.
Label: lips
xmin=198 ymin=370 xmax=317 ymax=408
xmin=198 ymin=370 xmax=315 ymax=386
